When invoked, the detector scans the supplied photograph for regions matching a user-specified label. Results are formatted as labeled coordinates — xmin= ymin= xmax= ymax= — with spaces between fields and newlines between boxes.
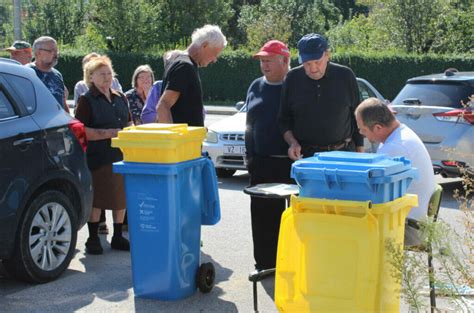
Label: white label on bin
xmin=136 ymin=193 xmax=160 ymax=232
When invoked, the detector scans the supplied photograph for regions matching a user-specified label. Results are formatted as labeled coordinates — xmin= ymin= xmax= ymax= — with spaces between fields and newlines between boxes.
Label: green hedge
xmin=2 ymin=50 xmax=473 ymax=101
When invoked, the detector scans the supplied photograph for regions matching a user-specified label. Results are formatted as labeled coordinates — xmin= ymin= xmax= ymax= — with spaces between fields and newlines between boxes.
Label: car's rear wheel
xmin=3 ymin=190 xmax=77 ymax=283
xmin=216 ymin=168 xmax=236 ymax=178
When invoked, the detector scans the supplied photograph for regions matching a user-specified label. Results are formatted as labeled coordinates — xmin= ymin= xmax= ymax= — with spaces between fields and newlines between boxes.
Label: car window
xmin=358 ymin=81 xmax=376 ymax=101
xmin=392 ymin=82 xmax=472 ymax=108
xmin=2 ymin=73 xmax=36 ymax=113
xmin=0 ymin=89 xmax=17 ymax=119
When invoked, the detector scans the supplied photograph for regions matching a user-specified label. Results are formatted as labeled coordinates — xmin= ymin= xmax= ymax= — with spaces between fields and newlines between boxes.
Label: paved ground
xmin=1 ymin=108 xmax=472 ymax=311
xmin=1 ymin=173 xmax=472 ymax=312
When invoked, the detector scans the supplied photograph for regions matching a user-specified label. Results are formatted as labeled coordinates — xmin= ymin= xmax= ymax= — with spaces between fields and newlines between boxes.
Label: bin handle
xmin=372 ymin=168 xmax=419 ymax=184
xmin=201 ymin=158 xmax=221 ymax=225
xmin=294 ymin=168 xmax=372 ymax=190
xmin=294 ymin=167 xmax=372 ymax=179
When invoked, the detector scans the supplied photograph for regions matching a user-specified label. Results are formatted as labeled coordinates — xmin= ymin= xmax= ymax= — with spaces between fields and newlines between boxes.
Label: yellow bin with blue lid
xmin=275 ymin=194 xmax=418 ymax=313
xmin=111 ymin=123 xmax=206 ymax=163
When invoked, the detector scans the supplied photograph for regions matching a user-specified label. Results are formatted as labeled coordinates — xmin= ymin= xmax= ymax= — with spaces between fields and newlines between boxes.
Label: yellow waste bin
xmin=111 ymin=123 xmax=206 ymax=163
xmin=275 ymin=194 xmax=418 ymax=313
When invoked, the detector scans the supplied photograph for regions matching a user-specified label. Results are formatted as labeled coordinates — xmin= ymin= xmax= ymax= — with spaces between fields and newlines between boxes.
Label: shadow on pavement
xmin=261 ymin=275 xmax=276 ymax=301
xmin=133 ymin=252 xmax=238 ymax=312
xmin=217 ymin=172 xmax=248 ymax=192
xmin=77 ymin=237 xmax=133 ymax=304
xmin=439 ymin=179 xmax=465 ymax=210
xmin=0 ymin=266 xmax=95 ymax=311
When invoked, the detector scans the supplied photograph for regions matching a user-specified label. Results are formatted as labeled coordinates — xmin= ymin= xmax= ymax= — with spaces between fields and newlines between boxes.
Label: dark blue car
xmin=0 ymin=58 xmax=92 ymax=283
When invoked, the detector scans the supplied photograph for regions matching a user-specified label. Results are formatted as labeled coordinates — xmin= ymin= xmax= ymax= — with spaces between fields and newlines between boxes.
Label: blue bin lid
xmin=292 ymin=151 xmax=412 ymax=179
xmin=113 ymin=157 xmax=207 ymax=175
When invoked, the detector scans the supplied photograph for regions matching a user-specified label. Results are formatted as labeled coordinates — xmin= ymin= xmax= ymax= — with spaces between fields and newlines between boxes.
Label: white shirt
xmin=377 ymin=124 xmax=436 ymax=220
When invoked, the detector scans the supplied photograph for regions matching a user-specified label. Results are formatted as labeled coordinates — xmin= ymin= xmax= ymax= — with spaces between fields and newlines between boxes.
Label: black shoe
xmin=85 ymin=237 xmax=103 ymax=255
xmin=111 ymin=236 xmax=130 ymax=251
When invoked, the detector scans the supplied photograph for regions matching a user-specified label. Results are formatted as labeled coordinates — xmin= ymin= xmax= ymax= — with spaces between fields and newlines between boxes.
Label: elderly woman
xmin=125 ymin=65 xmax=154 ymax=125
xmin=75 ymin=56 xmax=131 ymax=254
xmin=74 ymin=52 xmax=124 ymax=235
xmin=73 ymin=52 xmax=123 ymax=107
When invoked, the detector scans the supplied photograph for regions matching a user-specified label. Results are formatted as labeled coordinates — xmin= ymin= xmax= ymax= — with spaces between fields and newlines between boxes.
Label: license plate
xmin=224 ymin=145 xmax=246 ymax=155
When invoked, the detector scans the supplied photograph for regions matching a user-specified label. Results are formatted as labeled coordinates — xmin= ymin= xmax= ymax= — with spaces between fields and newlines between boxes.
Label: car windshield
xmin=392 ymin=82 xmax=473 ymax=108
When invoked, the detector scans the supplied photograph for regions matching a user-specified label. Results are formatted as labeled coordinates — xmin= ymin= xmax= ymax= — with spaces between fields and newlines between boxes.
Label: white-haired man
xmin=156 ymin=24 xmax=227 ymax=126
xmin=28 ymin=36 xmax=69 ymax=112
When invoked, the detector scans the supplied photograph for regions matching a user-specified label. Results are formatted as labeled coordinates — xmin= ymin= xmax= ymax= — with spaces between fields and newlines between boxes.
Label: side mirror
xmin=235 ymin=101 xmax=245 ymax=111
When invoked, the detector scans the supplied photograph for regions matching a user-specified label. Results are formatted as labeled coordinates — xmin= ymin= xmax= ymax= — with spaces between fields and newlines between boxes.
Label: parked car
xmin=390 ymin=70 xmax=474 ymax=178
xmin=0 ymin=58 xmax=93 ymax=283
xmin=203 ymin=77 xmax=386 ymax=178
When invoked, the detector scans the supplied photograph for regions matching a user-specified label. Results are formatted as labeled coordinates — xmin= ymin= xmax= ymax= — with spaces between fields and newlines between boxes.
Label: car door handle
xmin=13 ymin=138 xmax=34 ymax=146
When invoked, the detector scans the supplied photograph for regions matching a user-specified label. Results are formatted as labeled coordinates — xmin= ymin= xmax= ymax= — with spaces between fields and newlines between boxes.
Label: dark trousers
xmin=247 ymin=156 xmax=294 ymax=270
xmin=301 ymin=141 xmax=356 ymax=158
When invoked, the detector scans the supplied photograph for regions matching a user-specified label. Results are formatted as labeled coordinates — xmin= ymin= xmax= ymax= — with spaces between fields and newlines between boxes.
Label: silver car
xmin=390 ymin=70 xmax=474 ymax=178
xmin=203 ymin=77 xmax=386 ymax=177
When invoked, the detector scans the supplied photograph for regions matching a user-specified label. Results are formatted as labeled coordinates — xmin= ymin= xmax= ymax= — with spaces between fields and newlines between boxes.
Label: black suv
xmin=0 ymin=58 xmax=92 ymax=283
xmin=390 ymin=70 xmax=474 ymax=178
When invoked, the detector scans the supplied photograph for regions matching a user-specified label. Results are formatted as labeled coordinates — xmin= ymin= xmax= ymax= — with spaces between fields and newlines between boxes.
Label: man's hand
xmin=283 ymin=130 xmax=302 ymax=160
xmin=288 ymin=142 xmax=302 ymax=160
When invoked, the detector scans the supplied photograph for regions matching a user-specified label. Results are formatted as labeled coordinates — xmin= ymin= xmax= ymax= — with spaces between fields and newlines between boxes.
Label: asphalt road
xmin=1 ymin=113 xmax=471 ymax=312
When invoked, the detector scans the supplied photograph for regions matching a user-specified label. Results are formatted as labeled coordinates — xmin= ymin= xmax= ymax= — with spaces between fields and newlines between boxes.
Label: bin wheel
xmin=197 ymin=262 xmax=215 ymax=293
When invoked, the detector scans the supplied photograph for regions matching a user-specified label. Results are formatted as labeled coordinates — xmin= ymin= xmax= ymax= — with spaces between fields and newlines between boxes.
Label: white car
xmin=203 ymin=78 xmax=386 ymax=177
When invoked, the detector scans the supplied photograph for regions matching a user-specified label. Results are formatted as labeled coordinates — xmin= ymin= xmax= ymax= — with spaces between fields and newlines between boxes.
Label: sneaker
xmin=85 ymin=237 xmax=103 ymax=255
xmin=98 ymin=223 xmax=109 ymax=235
xmin=111 ymin=236 xmax=130 ymax=251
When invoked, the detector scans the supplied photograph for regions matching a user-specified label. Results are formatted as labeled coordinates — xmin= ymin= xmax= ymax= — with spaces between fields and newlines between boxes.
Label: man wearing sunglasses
xmin=27 ymin=36 xmax=69 ymax=113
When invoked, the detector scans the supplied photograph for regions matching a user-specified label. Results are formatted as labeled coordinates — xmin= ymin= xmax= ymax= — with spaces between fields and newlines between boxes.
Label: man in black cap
xmin=5 ymin=40 xmax=32 ymax=65
xmin=278 ymin=33 xmax=363 ymax=160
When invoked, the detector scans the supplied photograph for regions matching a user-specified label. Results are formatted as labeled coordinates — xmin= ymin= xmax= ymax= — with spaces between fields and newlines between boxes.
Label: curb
xmin=68 ymin=100 xmax=237 ymax=116
xmin=204 ymin=106 xmax=237 ymax=116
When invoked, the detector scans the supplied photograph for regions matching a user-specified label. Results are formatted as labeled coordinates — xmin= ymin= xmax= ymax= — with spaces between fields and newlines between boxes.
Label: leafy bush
xmin=3 ymin=49 xmax=472 ymax=101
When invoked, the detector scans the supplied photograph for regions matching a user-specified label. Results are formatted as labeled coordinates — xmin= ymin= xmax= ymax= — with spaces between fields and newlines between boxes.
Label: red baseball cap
xmin=254 ymin=40 xmax=290 ymax=58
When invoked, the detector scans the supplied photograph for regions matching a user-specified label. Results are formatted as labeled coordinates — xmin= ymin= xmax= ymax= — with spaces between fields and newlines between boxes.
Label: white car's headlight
xmin=204 ymin=130 xmax=218 ymax=143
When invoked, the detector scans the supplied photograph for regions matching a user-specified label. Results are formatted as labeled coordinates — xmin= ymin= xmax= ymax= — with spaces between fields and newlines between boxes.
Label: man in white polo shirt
xmin=355 ymin=97 xmax=436 ymax=246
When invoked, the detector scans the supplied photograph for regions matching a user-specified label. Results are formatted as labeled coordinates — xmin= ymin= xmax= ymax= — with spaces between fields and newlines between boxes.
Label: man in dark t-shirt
xmin=156 ymin=25 xmax=227 ymax=127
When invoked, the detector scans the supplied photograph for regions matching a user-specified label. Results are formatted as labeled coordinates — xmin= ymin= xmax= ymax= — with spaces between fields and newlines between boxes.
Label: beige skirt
xmin=91 ymin=163 xmax=126 ymax=210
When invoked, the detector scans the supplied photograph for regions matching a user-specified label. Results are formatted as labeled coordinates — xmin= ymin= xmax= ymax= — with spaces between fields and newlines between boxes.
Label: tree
xmin=329 ymin=0 xmax=473 ymax=54
xmin=83 ymin=0 xmax=161 ymax=52
xmin=238 ymin=0 xmax=341 ymax=49
xmin=157 ymin=0 xmax=234 ymax=48
xmin=22 ymin=0 xmax=88 ymax=45
xmin=0 ymin=1 xmax=13 ymax=47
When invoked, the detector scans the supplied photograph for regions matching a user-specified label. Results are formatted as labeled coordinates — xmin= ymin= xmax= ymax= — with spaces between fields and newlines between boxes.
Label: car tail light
xmin=68 ymin=119 xmax=87 ymax=152
xmin=433 ymin=108 xmax=474 ymax=125
xmin=441 ymin=160 xmax=466 ymax=168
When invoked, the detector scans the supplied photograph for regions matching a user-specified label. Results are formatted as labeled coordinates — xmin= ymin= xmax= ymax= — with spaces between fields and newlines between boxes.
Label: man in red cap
xmin=245 ymin=40 xmax=293 ymax=271
xmin=5 ymin=40 xmax=32 ymax=65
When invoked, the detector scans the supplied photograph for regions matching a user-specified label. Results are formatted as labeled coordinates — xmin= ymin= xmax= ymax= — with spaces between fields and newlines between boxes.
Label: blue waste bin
xmin=291 ymin=151 xmax=418 ymax=203
xmin=113 ymin=157 xmax=220 ymax=300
